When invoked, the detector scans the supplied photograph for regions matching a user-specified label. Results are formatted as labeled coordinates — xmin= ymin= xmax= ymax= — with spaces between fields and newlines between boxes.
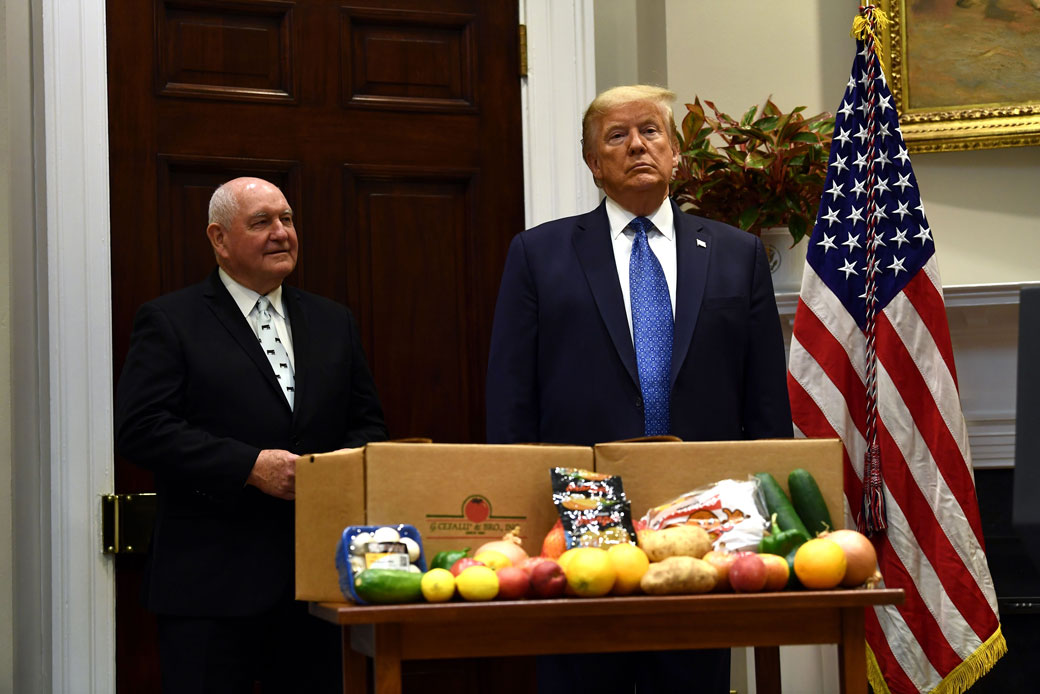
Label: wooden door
xmin=107 ymin=0 xmax=525 ymax=690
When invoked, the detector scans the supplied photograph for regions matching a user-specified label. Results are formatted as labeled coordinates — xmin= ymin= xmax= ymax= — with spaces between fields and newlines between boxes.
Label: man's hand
xmin=246 ymin=449 xmax=299 ymax=500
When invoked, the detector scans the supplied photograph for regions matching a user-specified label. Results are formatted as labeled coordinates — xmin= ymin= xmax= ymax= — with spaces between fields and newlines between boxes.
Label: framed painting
xmin=879 ymin=0 xmax=1040 ymax=152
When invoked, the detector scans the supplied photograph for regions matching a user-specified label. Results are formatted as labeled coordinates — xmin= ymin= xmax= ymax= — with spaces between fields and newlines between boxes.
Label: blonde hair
xmin=581 ymin=84 xmax=678 ymax=157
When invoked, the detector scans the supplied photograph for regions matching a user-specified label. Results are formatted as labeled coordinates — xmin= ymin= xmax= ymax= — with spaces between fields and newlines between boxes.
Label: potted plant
xmin=670 ymin=97 xmax=834 ymax=247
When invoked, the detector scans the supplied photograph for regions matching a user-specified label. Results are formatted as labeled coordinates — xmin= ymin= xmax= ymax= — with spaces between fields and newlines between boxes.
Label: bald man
xmin=116 ymin=177 xmax=388 ymax=693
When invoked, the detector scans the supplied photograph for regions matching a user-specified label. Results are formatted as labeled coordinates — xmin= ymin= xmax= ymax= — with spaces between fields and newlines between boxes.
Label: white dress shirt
xmin=605 ymin=196 xmax=678 ymax=339
xmin=218 ymin=268 xmax=296 ymax=368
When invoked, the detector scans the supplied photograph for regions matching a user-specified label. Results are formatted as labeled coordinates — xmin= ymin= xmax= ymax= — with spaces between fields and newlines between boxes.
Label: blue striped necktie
xmin=628 ymin=216 xmax=672 ymax=436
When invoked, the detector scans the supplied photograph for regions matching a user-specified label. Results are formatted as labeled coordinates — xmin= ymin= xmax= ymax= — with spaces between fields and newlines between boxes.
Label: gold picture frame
xmin=879 ymin=0 xmax=1040 ymax=153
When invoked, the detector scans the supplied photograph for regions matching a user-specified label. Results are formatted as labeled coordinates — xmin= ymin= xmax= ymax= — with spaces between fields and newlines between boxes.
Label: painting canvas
xmin=881 ymin=0 xmax=1040 ymax=151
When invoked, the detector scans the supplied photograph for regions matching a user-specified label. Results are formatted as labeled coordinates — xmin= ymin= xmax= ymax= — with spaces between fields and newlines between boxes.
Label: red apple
xmin=528 ymin=559 xmax=567 ymax=598
xmin=702 ymin=549 xmax=738 ymax=592
xmin=729 ymin=552 xmax=768 ymax=593
xmin=517 ymin=556 xmax=553 ymax=576
xmin=496 ymin=566 xmax=531 ymax=600
xmin=450 ymin=557 xmax=485 ymax=577
xmin=759 ymin=553 xmax=790 ymax=592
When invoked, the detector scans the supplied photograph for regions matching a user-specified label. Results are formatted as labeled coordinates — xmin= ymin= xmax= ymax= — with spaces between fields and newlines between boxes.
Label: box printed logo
xmin=426 ymin=494 xmax=526 ymax=541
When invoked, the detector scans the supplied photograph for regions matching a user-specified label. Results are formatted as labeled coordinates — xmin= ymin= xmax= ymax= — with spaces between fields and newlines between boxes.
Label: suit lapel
xmin=202 ymin=270 xmax=292 ymax=412
xmin=670 ymin=202 xmax=710 ymax=387
xmin=572 ymin=201 xmax=640 ymax=389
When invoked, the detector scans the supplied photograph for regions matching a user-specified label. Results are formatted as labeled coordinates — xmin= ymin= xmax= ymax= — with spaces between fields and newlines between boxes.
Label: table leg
xmin=838 ymin=606 xmax=867 ymax=694
xmin=754 ymin=645 xmax=782 ymax=694
xmin=372 ymin=623 xmax=403 ymax=694
xmin=342 ymin=626 xmax=368 ymax=693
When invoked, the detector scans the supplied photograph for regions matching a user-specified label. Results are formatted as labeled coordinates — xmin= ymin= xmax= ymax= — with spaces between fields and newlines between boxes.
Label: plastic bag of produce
xmin=550 ymin=467 xmax=636 ymax=549
xmin=640 ymin=478 xmax=768 ymax=552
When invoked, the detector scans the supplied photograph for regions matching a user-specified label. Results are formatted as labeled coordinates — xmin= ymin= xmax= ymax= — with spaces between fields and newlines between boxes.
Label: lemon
xmin=420 ymin=568 xmax=456 ymax=603
xmin=557 ymin=547 xmax=580 ymax=572
xmin=562 ymin=547 xmax=616 ymax=597
xmin=794 ymin=537 xmax=848 ymax=589
xmin=455 ymin=565 xmax=499 ymax=601
xmin=607 ymin=543 xmax=650 ymax=595
xmin=473 ymin=549 xmax=512 ymax=571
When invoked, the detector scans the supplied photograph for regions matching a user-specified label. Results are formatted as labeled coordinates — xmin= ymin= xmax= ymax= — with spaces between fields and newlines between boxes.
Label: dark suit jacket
xmin=486 ymin=199 xmax=792 ymax=446
xmin=115 ymin=269 xmax=387 ymax=616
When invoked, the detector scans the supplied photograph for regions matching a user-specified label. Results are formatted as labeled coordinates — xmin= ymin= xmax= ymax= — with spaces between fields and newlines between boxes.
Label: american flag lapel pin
xmin=696 ymin=238 xmax=707 ymax=248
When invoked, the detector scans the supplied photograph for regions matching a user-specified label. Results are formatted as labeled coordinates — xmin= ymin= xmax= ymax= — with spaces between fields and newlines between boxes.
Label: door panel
xmin=108 ymin=0 xmax=525 ymax=690
xmin=346 ymin=169 xmax=480 ymax=437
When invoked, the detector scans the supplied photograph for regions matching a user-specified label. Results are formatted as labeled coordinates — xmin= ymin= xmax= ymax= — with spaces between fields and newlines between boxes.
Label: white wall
xmin=595 ymin=0 xmax=668 ymax=93
xmin=3 ymin=0 xmax=48 ymax=690
xmin=1 ymin=4 xmax=16 ymax=687
xmin=662 ymin=0 xmax=1040 ymax=286
xmin=1 ymin=0 xmax=29 ymax=688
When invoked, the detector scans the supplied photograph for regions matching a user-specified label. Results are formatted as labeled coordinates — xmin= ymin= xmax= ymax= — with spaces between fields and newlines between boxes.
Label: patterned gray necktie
xmin=254 ymin=296 xmax=294 ymax=409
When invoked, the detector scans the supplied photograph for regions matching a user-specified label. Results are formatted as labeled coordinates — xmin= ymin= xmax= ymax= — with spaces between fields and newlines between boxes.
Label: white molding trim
xmin=966 ymin=413 xmax=1016 ymax=469
xmin=520 ymin=0 xmax=599 ymax=228
xmin=40 ymin=0 xmax=115 ymax=691
xmin=776 ymin=280 xmax=1039 ymax=316
xmin=943 ymin=282 xmax=1040 ymax=307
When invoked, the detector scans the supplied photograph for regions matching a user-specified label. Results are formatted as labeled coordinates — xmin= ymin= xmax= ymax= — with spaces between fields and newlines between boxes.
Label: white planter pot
xmin=760 ymin=228 xmax=807 ymax=294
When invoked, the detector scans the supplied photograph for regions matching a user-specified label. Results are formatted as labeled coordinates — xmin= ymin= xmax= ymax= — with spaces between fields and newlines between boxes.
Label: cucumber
xmin=788 ymin=468 xmax=833 ymax=536
xmin=785 ymin=546 xmax=804 ymax=590
xmin=353 ymin=569 xmax=423 ymax=604
xmin=754 ymin=472 xmax=810 ymax=539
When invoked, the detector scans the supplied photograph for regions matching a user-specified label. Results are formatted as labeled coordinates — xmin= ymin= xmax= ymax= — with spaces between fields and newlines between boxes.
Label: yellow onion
xmin=826 ymin=529 xmax=878 ymax=587
xmin=474 ymin=526 xmax=529 ymax=566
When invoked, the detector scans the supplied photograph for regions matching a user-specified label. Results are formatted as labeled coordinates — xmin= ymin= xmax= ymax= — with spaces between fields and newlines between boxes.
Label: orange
xmin=607 ymin=543 xmax=650 ymax=595
xmin=562 ymin=547 xmax=616 ymax=597
xmin=793 ymin=538 xmax=847 ymax=589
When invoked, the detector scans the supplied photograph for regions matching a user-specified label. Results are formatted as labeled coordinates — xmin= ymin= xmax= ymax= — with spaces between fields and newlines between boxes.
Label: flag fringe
xmin=931 ymin=626 xmax=1007 ymax=694
xmin=850 ymin=7 xmax=890 ymax=43
xmin=866 ymin=626 xmax=1007 ymax=694
xmin=866 ymin=644 xmax=892 ymax=694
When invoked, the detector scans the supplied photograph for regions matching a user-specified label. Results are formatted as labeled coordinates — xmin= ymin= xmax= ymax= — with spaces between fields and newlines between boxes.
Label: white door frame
xmin=30 ymin=0 xmax=595 ymax=690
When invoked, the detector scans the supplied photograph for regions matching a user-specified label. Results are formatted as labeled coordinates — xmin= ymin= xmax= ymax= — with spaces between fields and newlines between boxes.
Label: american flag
xmin=787 ymin=8 xmax=1005 ymax=693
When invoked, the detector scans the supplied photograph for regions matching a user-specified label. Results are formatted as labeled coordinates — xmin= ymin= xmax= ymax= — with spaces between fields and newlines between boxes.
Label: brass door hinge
xmin=102 ymin=493 xmax=157 ymax=554
xmin=519 ymin=24 xmax=528 ymax=77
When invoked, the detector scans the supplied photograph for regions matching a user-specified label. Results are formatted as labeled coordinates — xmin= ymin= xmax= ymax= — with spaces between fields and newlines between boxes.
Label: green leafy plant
xmin=670 ymin=97 xmax=834 ymax=245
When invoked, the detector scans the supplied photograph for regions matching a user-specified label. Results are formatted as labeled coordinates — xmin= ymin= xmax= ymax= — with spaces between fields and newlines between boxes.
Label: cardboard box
xmin=593 ymin=438 xmax=845 ymax=530
xmin=294 ymin=447 xmax=366 ymax=602
xmin=295 ymin=439 xmax=841 ymax=602
xmin=365 ymin=442 xmax=591 ymax=561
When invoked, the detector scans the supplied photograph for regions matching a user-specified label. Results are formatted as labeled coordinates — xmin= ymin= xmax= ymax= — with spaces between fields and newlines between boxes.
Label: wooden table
xmin=311 ymin=588 xmax=903 ymax=694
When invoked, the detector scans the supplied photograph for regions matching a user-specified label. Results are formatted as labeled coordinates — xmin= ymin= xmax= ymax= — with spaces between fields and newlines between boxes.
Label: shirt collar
xmin=605 ymin=196 xmax=674 ymax=241
xmin=218 ymin=268 xmax=286 ymax=319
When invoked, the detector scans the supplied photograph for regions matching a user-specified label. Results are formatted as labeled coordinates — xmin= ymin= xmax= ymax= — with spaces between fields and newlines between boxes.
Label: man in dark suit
xmin=486 ymin=85 xmax=791 ymax=692
xmin=116 ymin=177 xmax=388 ymax=693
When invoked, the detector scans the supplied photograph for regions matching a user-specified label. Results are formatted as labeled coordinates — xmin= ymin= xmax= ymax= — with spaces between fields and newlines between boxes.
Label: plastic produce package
xmin=551 ymin=467 xmax=636 ymax=549
xmin=640 ymin=478 xmax=769 ymax=552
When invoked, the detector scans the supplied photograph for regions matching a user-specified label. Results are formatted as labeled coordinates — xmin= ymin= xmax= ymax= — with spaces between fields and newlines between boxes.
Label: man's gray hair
xmin=208 ymin=182 xmax=239 ymax=229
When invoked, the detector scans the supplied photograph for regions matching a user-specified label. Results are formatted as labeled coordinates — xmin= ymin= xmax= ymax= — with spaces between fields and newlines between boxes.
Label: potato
xmin=639 ymin=556 xmax=718 ymax=595
xmin=638 ymin=524 xmax=713 ymax=562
